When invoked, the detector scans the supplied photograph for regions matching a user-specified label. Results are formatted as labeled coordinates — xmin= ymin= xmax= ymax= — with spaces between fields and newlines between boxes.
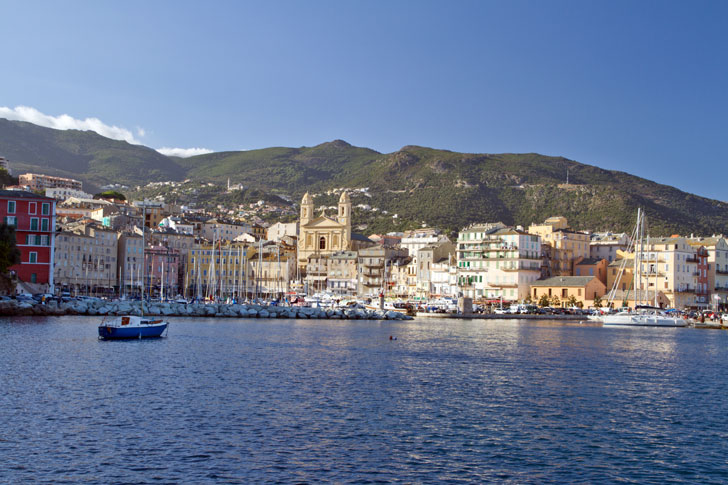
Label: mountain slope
xmin=1 ymin=117 xmax=726 ymax=235
xmin=0 ymin=119 xmax=184 ymax=191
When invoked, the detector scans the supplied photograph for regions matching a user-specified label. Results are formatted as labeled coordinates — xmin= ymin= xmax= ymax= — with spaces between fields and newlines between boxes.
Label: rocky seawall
xmin=0 ymin=299 xmax=414 ymax=321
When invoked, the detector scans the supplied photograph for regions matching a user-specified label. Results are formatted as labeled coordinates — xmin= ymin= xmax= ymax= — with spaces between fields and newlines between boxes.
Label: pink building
xmin=144 ymin=245 xmax=180 ymax=298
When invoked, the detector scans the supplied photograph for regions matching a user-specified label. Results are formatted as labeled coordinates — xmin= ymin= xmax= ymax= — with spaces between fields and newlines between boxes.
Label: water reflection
xmin=0 ymin=316 xmax=727 ymax=483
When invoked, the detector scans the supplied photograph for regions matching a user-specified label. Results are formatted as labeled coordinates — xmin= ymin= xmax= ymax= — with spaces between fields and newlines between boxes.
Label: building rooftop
xmin=0 ymin=190 xmax=55 ymax=201
xmin=531 ymin=276 xmax=598 ymax=287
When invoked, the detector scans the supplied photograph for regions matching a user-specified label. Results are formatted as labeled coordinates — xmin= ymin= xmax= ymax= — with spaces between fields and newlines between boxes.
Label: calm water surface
xmin=1 ymin=316 xmax=727 ymax=483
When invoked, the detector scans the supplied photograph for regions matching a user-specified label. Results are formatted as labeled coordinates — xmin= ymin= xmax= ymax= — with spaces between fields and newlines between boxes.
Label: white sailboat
xmin=603 ymin=208 xmax=686 ymax=327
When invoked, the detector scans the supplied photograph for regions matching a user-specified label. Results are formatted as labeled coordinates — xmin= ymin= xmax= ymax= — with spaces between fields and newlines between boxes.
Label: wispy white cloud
xmin=0 ymin=105 xmax=215 ymax=158
xmin=0 ymin=105 xmax=142 ymax=144
xmin=156 ymin=147 xmax=214 ymax=158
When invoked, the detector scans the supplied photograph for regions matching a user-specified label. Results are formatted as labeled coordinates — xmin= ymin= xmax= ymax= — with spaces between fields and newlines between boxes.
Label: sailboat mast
xmin=141 ymin=203 xmax=145 ymax=317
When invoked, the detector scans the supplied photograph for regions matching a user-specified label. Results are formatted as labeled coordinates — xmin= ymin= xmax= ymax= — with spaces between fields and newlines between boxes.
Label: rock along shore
xmin=0 ymin=299 xmax=414 ymax=321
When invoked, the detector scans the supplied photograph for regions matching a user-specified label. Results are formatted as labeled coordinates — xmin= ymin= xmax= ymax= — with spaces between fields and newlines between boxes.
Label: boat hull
xmin=98 ymin=322 xmax=168 ymax=340
xmin=602 ymin=315 xmax=687 ymax=327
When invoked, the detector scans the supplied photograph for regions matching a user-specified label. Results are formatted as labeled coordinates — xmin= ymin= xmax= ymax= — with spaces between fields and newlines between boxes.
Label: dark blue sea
xmin=1 ymin=316 xmax=727 ymax=483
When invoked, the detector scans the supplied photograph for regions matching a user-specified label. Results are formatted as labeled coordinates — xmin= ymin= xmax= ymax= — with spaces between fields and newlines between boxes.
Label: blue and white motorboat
xmin=98 ymin=315 xmax=168 ymax=340
xmin=98 ymin=203 xmax=169 ymax=340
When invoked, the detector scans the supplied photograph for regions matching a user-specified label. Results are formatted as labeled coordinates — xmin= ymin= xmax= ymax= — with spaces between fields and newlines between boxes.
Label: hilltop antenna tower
xmin=566 ymin=168 xmax=569 ymax=185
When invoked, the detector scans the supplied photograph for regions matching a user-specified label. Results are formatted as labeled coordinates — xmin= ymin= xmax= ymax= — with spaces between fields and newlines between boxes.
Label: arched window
xmin=319 ymin=237 xmax=326 ymax=250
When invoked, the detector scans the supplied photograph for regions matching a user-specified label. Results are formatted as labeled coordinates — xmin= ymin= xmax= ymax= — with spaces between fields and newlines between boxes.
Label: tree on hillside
xmin=0 ymin=168 xmax=18 ymax=188
xmin=0 ymin=223 xmax=20 ymax=294
xmin=94 ymin=190 xmax=126 ymax=201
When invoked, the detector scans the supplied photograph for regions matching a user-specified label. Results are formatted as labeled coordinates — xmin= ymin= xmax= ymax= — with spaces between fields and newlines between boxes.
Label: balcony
xmin=686 ymin=257 xmax=699 ymax=263
xmin=716 ymin=269 xmax=728 ymax=275
xmin=676 ymin=287 xmax=696 ymax=293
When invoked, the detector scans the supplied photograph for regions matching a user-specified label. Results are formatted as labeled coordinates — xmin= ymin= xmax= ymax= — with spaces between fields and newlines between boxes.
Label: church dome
xmin=302 ymin=192 xmax=313 ymax=204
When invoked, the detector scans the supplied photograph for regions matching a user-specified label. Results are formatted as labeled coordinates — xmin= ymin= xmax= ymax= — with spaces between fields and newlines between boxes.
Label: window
xmin=42 ymin=203 xmax=50 ymax=215
xmin=41 ymin=219 xmax=49 ymax=231
xmin=29 ymin=252 xmax=37 ymax=263
xmin=29 ymin=202 xmax=36 ymax=214
xmin=5 ymin=216 xmax=16 ymax=227
xmin=319 ymin=237 xmax=326 ymax=250
xmin=41 ymin=235 xmax=49 ymax=246
xmin=30 ymin=218 xmax=38 ymax=231
xmin=7 ymin=200 xmax=15 ymax=213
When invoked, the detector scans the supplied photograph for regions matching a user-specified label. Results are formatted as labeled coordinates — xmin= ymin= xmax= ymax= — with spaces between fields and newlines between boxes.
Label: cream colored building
xmin=457 ymin=225 xmax=542 ymax=302
xmin=606 ymin=238 xmax=698 ymax=309
xmin=297 ymin=192 xmax=351 ymax=271
xmin=54 ymin=222 xmax=118 ymax=295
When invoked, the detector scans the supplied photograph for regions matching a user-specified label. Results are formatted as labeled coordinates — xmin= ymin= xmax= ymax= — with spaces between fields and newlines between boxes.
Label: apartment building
xmin=456 ymin=225 xmax=541 ymax=302
xmin=0 ymin=190 xmax=56 ymax=288
xmin=529 ymin=217 xmax=590 ymax=276
xmin=54 ymin=222 xmax=118 ymax=295
xmin=590 ymin=232 xmax=631 ymax=262
xmin=19 ymin=173 xmax=82 ymax=192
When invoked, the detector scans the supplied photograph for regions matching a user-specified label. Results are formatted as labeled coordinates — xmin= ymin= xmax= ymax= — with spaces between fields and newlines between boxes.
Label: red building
xmin=0 ymin=190 xmax=56 ymax=289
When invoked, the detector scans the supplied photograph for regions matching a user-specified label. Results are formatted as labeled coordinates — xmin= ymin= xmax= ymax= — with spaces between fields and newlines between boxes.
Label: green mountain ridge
xmin=0 ymin=118 xmax=726 ymax=236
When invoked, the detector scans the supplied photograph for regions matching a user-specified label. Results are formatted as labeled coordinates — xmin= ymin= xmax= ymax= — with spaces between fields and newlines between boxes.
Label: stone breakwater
xmin=0 ymin=299 xmax=414 ymax=321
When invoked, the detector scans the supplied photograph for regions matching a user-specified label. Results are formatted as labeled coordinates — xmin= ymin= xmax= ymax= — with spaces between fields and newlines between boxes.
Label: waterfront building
xmin=144 ymin=245 xmax=180 ymax=299
xmin=18 ymin=173 xmax=82 ymax=192
xmin=430 ymin=255 xmax=458 ymax=298
xmin=248 ymin=251 xmax=295 ymax=298
xmin=687 ymin=236 xmax=728 ymax=310
xmin=304 ymin=254 xmax=330 ymax=294
xmin=389 ymin=256 xmax=413 ymax=298
xmin=530 ymin=276 xmax=606 ymax=308
xmin=326 ymin=250 xmax=358 ymax=295
xmin=529 ymin=217 xmax=590 ymax=276
xmin=416 ymin=242 xmax=456 ymax=299
xmin=54 ymin=221 xmax=117 ymax=295
xmin=117 ymin=231 xmax=144 ymax=297
xmin=606 ymin=237 xmax=698 ymax=309
xmin=357 ymin=246 xmax=408 ymax=297
xmin=298 ymin=192 xmax=352 ymax=271
xmin=590 ymin=232 xmax=630 ymax=262
xmin=186 ymin=242 xmax=250 ymax=300
xmin=456 ymin=224 xmax=541 ymax=302
xmin=0 ymin=190 xmax=56 ymax=289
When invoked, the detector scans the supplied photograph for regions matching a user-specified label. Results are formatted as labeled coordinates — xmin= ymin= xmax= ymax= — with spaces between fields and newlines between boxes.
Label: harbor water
xmin=1 ymin=316 xmax=727 ymax=483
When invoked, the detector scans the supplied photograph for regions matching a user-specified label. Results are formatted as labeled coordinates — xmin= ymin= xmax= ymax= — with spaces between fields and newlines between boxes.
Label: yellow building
xmin=297 ymin=191 xmax=351 ymax=271
xmin=528 ymin=217 xmax=589 ymax=276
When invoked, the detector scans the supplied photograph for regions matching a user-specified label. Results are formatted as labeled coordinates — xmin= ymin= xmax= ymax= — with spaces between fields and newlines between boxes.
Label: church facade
xmin=297 ymin=191 xmax=352 ymax=271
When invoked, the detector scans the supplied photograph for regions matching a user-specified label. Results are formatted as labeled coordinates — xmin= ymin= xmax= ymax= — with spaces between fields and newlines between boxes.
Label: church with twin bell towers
xmin=297 ymin=191 xmax=352 ymax=271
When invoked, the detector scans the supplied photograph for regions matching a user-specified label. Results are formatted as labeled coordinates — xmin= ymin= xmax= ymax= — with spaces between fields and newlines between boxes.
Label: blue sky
xmin=0 ymin=0 xmax=726 ymax=200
